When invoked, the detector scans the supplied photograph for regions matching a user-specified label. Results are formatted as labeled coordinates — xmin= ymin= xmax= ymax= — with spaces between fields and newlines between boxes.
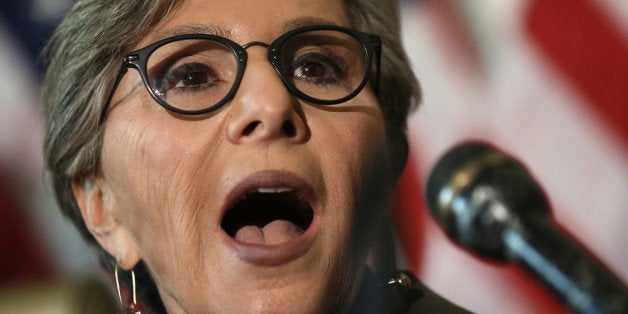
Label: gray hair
xmin=42 ymin=0 xmax=419 ymax=310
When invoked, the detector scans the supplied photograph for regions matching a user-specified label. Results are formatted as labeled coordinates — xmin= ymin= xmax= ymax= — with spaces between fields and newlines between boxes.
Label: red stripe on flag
xmin=423 ymin=0 xmax=485 ymax=78
xmin=0 ymin=171 xmax=52 ymax=282
xmin=526 ymin=0 xmax=628 ymax=144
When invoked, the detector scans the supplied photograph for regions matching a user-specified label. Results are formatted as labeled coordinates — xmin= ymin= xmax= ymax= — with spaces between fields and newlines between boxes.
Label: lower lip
xmin=221 ymin=217 xmax=320 ymax=266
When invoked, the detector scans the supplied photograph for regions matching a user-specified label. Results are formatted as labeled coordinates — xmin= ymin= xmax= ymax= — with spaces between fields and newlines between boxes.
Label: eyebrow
xmin=150 ymin=16 xmax=342 ymax=43
xmin=280 ymin=16 xmax=342 ymax=32
xmin=151 ymin=24 xmax=234 ymax=42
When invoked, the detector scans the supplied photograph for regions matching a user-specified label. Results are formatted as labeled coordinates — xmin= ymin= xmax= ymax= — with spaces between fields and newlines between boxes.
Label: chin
xmin=208 ymin=239 xmax=363 ymax=313
xmin=163 ymin=264 xmax=361 ymax=313
xmin=238 ymin=273 xmax=361 ymax=313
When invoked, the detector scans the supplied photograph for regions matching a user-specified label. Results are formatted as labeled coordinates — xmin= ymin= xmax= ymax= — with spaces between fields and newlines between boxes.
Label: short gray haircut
xmin=42 ymin=0 xmax=419 ymax=310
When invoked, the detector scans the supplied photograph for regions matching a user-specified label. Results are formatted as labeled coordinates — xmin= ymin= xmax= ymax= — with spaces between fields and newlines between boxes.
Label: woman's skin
xmin=72 ymin=0 xmax=394 ymax=312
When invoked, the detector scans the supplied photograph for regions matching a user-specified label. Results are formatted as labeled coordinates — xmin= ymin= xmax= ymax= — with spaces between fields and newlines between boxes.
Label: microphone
xmin=425 ymin=141 xmax=628 ymax=314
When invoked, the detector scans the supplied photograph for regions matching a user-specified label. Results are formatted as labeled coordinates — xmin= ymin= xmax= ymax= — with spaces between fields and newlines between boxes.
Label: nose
xmin=226 ymin=47 xmax=308 ymax=145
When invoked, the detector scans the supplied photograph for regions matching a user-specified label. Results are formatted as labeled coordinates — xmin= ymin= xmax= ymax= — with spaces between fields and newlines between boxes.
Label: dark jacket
xmin=350 ymin=270 xmax=471 ymax=313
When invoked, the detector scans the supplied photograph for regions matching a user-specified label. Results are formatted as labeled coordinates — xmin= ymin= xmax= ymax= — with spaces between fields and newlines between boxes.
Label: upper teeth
xmin=256 ymin=187 xmax=292 ymax=193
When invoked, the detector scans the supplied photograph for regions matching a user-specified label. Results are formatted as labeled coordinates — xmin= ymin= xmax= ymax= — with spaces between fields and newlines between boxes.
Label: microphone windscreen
xmin=425 ymin=141 xmax=549 ymax=260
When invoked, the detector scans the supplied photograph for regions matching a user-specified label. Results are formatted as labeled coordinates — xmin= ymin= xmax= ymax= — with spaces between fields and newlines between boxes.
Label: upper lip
xmin=219 ymin=169 xmax=320 ymax=266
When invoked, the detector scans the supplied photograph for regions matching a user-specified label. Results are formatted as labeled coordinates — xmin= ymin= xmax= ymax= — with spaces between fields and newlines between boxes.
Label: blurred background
xmin=0 ymin=0 xmax=116 ymax=312
xmin=0 ymin=0 xmax=626 ymax=313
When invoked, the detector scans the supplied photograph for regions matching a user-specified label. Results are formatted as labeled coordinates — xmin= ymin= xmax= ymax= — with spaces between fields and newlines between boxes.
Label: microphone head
xmin=426 ymin=141 xmax=550 ymax=260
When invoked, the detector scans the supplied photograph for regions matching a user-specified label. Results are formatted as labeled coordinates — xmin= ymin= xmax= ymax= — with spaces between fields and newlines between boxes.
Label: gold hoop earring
xmin=115 ymin=263 xmax=142 ymax=314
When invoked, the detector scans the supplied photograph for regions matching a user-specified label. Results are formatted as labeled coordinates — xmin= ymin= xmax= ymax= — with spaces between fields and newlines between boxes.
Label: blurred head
xmin=43 ymin=0 xmax=419 ymax=311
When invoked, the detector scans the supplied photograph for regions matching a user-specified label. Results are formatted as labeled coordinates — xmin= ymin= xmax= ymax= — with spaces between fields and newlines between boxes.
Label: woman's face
xmin=92 ymin=0 xmax=393 ymax=312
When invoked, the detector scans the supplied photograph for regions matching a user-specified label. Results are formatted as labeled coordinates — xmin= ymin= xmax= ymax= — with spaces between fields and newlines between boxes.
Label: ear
xmin=72 ymin=177 xmax=141 ymax=270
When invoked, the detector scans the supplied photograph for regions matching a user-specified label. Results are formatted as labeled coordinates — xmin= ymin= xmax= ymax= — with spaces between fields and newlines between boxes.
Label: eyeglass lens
xmin=147 ymin=39 xmax=237 ymax=112
xmin=144 ymin=29 xmax=369 ymax=112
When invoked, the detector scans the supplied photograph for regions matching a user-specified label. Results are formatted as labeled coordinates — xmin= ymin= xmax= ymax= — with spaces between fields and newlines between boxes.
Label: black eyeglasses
xmin=102 ymin=25 xmax=381 ymax=121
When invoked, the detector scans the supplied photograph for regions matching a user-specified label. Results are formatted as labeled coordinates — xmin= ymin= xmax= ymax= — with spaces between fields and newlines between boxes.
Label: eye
xmin=290 ymin=52 xmax=347 ymax=84
xmin=294 ymin=62 xmax=326 ymax=80
xmin=161 ymin=62 xmax=219 ymax=92
xmin=175 ymin=69 xmax=209 ymax=88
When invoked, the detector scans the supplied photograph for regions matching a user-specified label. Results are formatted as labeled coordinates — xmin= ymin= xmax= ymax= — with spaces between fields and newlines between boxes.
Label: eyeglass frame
xmin=101 ymin=24 xmax=382 ymax=122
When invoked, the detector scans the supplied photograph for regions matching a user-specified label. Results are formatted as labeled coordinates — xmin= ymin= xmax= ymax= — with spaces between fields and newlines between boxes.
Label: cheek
xmin=102 ymin=115 xmax=174 ymax=207
xmin=100 ymin=110 xmax=224 ymax=249
xmin=319 ymin=102 xmax=391 ymax=191
xmin=311 ymin=102 xmax=393 ymax=303
xmin=316 ymin=102 xmax=392 ymax=238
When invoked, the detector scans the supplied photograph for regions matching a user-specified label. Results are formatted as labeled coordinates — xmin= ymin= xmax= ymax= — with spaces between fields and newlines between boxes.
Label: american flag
xmin=395 ymin=0 xmax=627 ymax=313
xmin=0 ymin=0 xmax=96 ymax=282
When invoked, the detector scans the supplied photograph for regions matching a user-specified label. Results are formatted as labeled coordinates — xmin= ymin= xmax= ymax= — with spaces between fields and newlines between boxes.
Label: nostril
xmin=242 ymin=121 xmax=260 ymax=136
xmin=239 ymin=120 xmax=297 ymax=138
xmin=282 ymin=120 xmax=296 ymax=137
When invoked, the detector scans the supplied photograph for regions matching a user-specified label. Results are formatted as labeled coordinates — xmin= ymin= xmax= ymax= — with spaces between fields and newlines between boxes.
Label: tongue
xmin=233 ymin=225 xmax=265 ymax=244
xmin=234 ymin=220 xmax=303 ymax=245
xmin=262 ymin=220 xmax=303 ymax=245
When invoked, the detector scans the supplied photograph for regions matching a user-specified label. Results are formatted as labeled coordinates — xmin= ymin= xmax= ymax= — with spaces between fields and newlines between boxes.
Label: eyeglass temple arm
xmin=99 ymin=55 xmax=138 ymax=123
xmin=369 ymin=35 xmax=382 ymax=97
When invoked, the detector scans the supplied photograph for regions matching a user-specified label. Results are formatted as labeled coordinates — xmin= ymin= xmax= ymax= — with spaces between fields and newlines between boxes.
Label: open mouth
xmin=221 ymin=188 xmax=314 ymax=246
